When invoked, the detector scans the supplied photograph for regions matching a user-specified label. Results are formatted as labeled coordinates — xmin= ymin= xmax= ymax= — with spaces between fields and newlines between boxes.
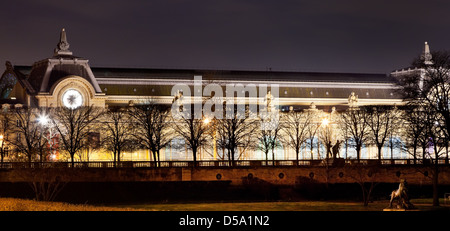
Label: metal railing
xmin=0 ymin=158 xmax=448 ymax=169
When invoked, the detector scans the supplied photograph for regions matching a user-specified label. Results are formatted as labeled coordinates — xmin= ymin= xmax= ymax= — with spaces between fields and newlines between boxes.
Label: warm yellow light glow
xmin=322 ymin=118 xmax=329 ymax=126
xmin=0 ymin=135 xmax=3 ymax=140
xmin=203 ymin=118 xmax=210 ymax=124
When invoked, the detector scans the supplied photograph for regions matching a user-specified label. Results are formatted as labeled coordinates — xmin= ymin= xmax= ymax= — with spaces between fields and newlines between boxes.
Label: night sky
xmin=1 ymin=0 xmax=450 ymax=74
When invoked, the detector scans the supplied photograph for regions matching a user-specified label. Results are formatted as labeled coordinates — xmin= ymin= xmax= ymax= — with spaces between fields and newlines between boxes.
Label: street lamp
xmin=37 ymin=114 xmax=49 ymax=126
xmin=37 ymin=113 xmax=58 ymax=161
xmin=321 ymin=118 xmax=329 ymax=126
xmin=203 ymin=117 xmax=218 ymax=160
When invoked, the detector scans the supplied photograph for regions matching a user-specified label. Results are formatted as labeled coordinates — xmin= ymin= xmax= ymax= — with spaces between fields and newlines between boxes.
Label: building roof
xmin=15 ymin=65 xmax=394 ymax=83
xmin=91 ymin=67 xmax=394 ymax=83
xmin=12 ymin=65 xmax=400 ymax=100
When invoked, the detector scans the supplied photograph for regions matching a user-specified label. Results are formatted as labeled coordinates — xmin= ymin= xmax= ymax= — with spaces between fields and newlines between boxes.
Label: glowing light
xmin=203 ymin=118 xmax=210 ymax=124
xmin=38 ymin=115 xmax=49 ymax=125
xmin=322 ymin=118 xmax=329 ymax=126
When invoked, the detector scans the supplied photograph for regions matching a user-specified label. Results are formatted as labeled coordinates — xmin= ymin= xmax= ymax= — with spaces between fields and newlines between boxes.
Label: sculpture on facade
xmin=265 ymin=91 xmax=275 ymax=112
xmin=389 ymin=179 xmax=415 ymax=209
xmin=348 ymin=92 xmax=358 ymax=107
xmin=172 ymin=90 xmax=184 ymax=112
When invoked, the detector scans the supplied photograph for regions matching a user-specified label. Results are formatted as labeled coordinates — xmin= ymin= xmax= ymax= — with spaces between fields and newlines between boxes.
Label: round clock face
xmin=62 ymin=89 xmax=83 ymax=109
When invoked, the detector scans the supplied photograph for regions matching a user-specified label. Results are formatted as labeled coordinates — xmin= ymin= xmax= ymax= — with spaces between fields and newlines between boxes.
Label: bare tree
xmin=215 ymin=105 xmax=258 ymax=166
xmin=318 ymin=117 xmax=335 ymax=161
xmin=256 ymin=113 xmax=282 ymax=166
xmin=9 ymin=107 xmax=48 ymax=166
xmin=403 ymin=103 xmax=429 ymax=163
xmin=365 ymin=105 xmax=401 ymax=161
xmin=50 ymin=106 xmax=103 ymax=167
xmin=102 ymin=107 xmax=136 ymax=167
xmin=22 ymin=168 xmax=69 ymax=201
xmin=305 ymin=121 xmax=322 ymax=160
xmin=0 ymin=109 xmax=12 ymax=165
xmin=171 ymin=104 xmax=211 ymax=167
xmin=346 ymin=164 xmax=380 ymax=206
xmin=422 ymin=103 xmax=446 ymax=207
xmin=339 ymin=107 xmax=371 ymax=162
xmin=280 ymin=109 xmax=313 ymax=164
xmin=129 ymin=101 xmax=172 ymax=167
xmin=394 ymin=49 xmax=450 ymax=206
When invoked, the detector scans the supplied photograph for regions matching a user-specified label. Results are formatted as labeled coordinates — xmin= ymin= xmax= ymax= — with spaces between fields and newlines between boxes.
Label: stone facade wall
xmin=1 ymin=165 xmax=449 ymax=186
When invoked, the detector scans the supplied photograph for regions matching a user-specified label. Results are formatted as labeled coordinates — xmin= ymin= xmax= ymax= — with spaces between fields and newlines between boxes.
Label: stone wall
xmin=1 ymin=165 xmax=449 ymax=186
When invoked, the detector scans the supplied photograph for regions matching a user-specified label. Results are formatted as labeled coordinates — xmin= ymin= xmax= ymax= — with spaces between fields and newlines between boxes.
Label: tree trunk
xmin=377 ymin=145 xmax=382 ymax=161
xmin=422 ymin=146 xmax=427 ymax=162
xmin=227 ymin=149 xmax=231 ymax=167
xmin=230 ymin=149 xmax=235 ymax=167
xmin=362 ymin=186 xmax=369 ymax=206
xmin=157 ymin=150 xmax=161 ymax=168
xmin=432 ymin=165 xmax=440 ymax=206
xmin=151 ymin=149 xmax=158 ymax=167
xmin=70 ymin=154 xmax=75 ymax=168
xmin=272 ymin=149 xmax=275 ymax=166
xmin=356 ymin=146 xmax=361 ymax=163
xmin=192 ymin=146 xmax=197 ymax=167
xmin=446 ymin=143 xmax=449 ymax=164
xmin=413 ymin=144 xmax=417 ymax=164
xmin=265 ymin=151 xmax=269 ymax=166
xmin=113 ymin=150 xmax=117 ymax=168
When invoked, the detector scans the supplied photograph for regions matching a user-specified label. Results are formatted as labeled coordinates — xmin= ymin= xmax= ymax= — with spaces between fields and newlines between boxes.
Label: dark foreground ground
xmin=1 ymin=181 xmax=449 ymax=206
xmin=106 ymin=198 xmax=450 ymax=211
xmin=0 ymin=197 xmax=449 ymax=211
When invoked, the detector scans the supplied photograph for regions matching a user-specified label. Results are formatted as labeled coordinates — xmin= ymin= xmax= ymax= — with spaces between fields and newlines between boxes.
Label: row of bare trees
xmin=394 ymin=50 xmax=450 ymax=206
xmin=0 ymin=101 xmax=441 ymax=167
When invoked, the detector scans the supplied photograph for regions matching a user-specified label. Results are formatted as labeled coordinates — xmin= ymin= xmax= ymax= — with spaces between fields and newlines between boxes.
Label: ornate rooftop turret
xmin=24 ymin=28 xmax=103 ymax=94
xmin=421 ymin=41 xmax=433 ymax=65
xmin=54 ymin=28 xmax=73 ymax=56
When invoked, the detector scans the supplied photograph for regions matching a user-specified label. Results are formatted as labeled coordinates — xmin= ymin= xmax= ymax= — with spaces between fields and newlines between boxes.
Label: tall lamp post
xmin=203 ymin=117 xmax=218 ymax=161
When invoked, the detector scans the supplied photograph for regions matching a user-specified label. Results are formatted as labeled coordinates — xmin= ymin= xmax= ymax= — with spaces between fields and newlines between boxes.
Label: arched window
xmin=165 ymin=137 xmax=188 ymax=161
xmin=0 ymin=73 xmax=17 ymax=99
xmin=344 ymin=138 xmax=368 ymax=159
xmin=305 ymin=137 xmax=325 ymax=159
xmin=383 ymin=136 xmax=406 ymax=159
xmin=256 ymin=136 xmax=284 ymax=160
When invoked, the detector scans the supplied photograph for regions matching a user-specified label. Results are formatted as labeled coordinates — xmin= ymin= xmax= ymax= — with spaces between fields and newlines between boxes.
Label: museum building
xmin=0 ymin=29 xmax=422 ymax=162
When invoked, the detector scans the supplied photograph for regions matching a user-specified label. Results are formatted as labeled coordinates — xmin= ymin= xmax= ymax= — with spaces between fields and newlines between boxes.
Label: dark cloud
xmin=1 ymin=0 xmax=449 ymax=74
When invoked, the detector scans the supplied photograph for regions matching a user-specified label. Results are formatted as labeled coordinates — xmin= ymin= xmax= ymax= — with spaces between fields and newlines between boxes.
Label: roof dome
xmin=26 ymin=29 xmax=102 ymax=94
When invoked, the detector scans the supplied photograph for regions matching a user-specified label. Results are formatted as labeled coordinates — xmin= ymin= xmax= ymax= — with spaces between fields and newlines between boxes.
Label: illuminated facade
xmin=0 ymin=29 xmax=422 ymax=163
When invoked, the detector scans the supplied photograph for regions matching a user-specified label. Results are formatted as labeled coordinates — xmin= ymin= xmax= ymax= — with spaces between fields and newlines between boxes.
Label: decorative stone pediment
xmin=36 ymin=75 xmax=106 ymax=108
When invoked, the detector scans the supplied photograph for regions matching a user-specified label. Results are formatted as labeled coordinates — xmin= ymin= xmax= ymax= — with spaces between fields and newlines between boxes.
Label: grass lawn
xmin=110 ymin=198 xmax=450 ymax=211
xmin=1 ymin=197 xmax=448 ymax=211
xmin=0 ymin=198 xmax=142 ymax=211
